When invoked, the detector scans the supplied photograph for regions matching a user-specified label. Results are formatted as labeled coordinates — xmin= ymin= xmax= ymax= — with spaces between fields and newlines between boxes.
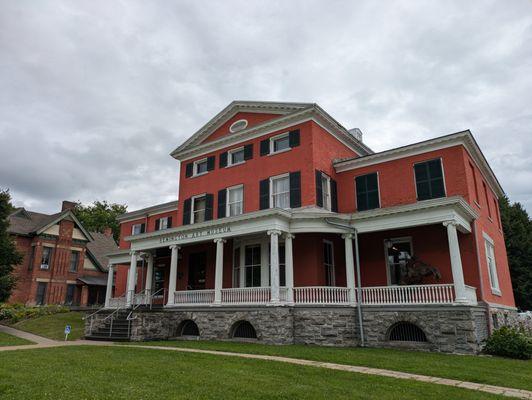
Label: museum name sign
xmin=159 ymin=226 xmax=231 ymax=243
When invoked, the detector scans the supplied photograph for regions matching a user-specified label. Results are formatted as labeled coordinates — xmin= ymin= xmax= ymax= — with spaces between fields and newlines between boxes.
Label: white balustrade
xmin=293 ymin=287 xmax=351 ymax=305
xmin=221 ymin=287 xmax=271 ymax=304
xmin=360 ymin=284 xmax=455 ymax=305
xmin=174 ymin=289 xmax=215 ymax=305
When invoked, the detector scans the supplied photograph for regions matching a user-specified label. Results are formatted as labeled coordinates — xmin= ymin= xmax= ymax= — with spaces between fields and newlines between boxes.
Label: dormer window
xmin=229 ymin=119 xmax=248 ymax=133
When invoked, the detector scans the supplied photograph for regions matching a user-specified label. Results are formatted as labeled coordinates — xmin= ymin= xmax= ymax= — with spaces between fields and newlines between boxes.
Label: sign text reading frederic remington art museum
xmin=159 ymin=225 xmax=231 ymax=243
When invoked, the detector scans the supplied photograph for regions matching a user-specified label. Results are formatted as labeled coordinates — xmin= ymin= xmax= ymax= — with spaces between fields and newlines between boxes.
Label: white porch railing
xmin=360 ymin=284 xmax=455 ymax=305
xmin=294 ymin=286 xmax=351 ymax=305
xmin=132 ymin=292 xmax=150 ymax=306
xmin=221 ymin=287 xmax=271 ymax=304
xmin=174 ymin=289 xmax=215 ymax=305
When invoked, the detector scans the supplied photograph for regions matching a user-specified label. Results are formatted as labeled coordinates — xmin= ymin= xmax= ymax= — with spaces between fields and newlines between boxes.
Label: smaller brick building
xmin=7 ymin=200 xmax=118 ymax=306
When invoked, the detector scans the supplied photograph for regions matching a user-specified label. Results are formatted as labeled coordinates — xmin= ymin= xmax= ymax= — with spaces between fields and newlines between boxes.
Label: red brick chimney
xmin=61 ymin=200 xmax=77 ymax=211
xmin=103 ymin=227 xmax=113 ymax=238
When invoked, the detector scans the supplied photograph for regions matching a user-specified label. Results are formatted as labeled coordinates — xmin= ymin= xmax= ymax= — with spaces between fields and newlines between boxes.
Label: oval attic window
xmin=229 ymin=119 xmax=248 ymax=133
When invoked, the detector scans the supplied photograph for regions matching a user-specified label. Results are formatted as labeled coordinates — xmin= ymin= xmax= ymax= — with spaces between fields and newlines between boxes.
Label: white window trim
xmin=354 ymin=171 xmax=382 ymax=211
xmin=227 ymin=147 xmax=246 ymax=167
xmin=131 ymin=223 xmax=143 ymax=236
xmin=226 ymin=184 xmax=244 ymax=217
xmin=191 ymin=193 xmax=207 ymax=224
xmin=158 ymin=216 xmax=169 ymax=230
xmin=229 ymin=119 xmax=248 ymax=133
xmin=269 ymin=132 xmax=291 ymax=155
xmin=413 ymin=157 xmax=447 ymax=201
xmin=193 ymin=158 xmax=209 ymax=177
xmin=323 ymin=239 xmax=336 ymax=286
xmin=320 ymin=172 xmax=331 ymax=211
xmin=41 ymin=246 xmax=53 ymax=270
xmin=384 ymin=237 xmax=413 ymax=286
xmin=269 ymin=173 xmax=290 ymax=209
xmin=483 ymin=232 xmax=501 ymax=295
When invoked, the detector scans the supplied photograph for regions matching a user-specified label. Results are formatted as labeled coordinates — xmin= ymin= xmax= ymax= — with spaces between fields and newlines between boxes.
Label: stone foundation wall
xmin=489 ymin=306 xmax=527 ymax=332
xmin=293 ymin=307 xmax=359 ymax=346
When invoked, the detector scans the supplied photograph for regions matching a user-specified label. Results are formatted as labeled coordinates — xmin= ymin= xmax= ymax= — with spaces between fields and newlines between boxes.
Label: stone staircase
xmin=85 ymin=310 xmax=132 ymax=341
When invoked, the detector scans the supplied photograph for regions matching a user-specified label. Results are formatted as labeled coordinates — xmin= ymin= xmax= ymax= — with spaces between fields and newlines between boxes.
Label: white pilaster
xmin=443 ymin=221 xmax=468 ymax=303
xmin=126 ymin=251 xmax=137 ymax=307
xmin=145 ymin=253 xmax=154 ymax=297
xmin=167 ymin=245 xmax=179 ymax=306
xmin=342 ymin=233 xmax=357 ymax=304
xmin=214 ymin=239 xmax=226 ymax=304
xmin=104 ymin=264 xmax=114 ymax=308
xmin=284 ymin=234 xmax=295 ymax=303
xmin=268 ymin=230 xmax=281 ymax=304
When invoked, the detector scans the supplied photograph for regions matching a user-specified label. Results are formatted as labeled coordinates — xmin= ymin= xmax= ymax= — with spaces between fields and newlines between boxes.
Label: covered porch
xmin=105 ymin=197 xmax=479 ymax=309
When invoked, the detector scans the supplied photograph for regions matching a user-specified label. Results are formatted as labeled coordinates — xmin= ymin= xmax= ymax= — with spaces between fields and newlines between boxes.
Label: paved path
xmin=0 ymin=326 xmax=530 ymax=399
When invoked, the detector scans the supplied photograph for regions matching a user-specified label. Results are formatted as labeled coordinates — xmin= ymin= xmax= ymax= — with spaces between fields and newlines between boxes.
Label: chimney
xmin=103 ymin=227 xmax=113 ymax=238
xmin=61 ymin=200 xmax=77 ymax=211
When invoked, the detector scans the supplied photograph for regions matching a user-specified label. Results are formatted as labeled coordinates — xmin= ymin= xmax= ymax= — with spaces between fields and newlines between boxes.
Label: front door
xmin=386 ymin=238 xmax=413 ymax=285
xmin=188 ymin=252 xmax=207 ymax=290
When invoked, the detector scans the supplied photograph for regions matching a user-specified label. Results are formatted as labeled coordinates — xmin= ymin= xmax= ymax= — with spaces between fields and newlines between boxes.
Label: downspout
xmin=325 ymin=218 xmax=365 ymax=347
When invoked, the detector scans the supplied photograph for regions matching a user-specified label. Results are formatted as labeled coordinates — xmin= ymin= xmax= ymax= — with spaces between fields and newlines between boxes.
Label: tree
xmin=0 ymin=189 xmax=23 ymax=302
xmin=499 ymin=195 xmax=532 ymax=311
xmin=73 ymin=201 xmax=127 ymax=242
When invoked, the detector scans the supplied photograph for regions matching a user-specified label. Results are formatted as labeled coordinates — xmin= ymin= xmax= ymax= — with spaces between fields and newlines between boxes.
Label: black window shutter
xmin=218 ymin=188 xmax=227 ymax=218
xmin=140 ymin=223 xmax=146 ymax=233
xmin=167 ymin=216 xmax=172 ymax=228
xmin=205 ymin=193 xmax=214 ymax=221
xmin=155 ymin=219 xmax=160 ymax=231
xmin=207 ymin=156 xmax=215 ymax=171
xmin=185 ymin=162 xmax=193 ymax=178
xmin=219 ymin=152 xmax=228 ymax=168
xmin=331 ymin=179 xmax=338 ymax=212
xmin=259 ymin=179 xmax=270 ymax=209
xmin=260 ymin=139 xmax=269 ymax=156
xmin=244 ymin=144 xmax=253 ymax=160
xmin=183 ymin=198 xmax=192 ymax=225
xmin=289 ymin=171 xmax=301 ymax=208
xmin=289 ymin=129 xmax=300 ymax=148
xmin=315 ymin=170 xmax=323 ymax=207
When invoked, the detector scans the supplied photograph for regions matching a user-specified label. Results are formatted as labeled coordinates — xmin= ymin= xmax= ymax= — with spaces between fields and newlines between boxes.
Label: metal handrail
xmin=126 ymin=288 xmax=167 ymax=320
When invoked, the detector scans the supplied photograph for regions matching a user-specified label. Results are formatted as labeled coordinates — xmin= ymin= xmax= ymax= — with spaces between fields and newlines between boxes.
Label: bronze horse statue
xmin=399 ymin=255 xmax=442 ymax=285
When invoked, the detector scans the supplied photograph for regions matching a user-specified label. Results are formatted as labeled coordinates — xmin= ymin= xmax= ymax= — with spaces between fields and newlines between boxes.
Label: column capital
xmin=284 ymin=233 xmax=295 ymax=240
xmin=107 ymin=263 xmax=114 ymax=269
xmin=129 ymin=250 xmax=138 ymax=257
xmin=169 ymin=244 xmax=180 ymax=250
xmin=341 ymin=233 xmax=354 ymax=240
xmin=213 ymin=238 xmax=227 ymax=244
xmin=267 ymin=229 xmax=282 ymax=236
xmin=443 ymin=220 xmax=458 ymax=228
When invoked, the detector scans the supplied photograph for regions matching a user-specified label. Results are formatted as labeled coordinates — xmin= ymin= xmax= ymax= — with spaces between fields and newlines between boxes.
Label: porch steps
xmin=85 ymin=311 xmax=132 ymax=342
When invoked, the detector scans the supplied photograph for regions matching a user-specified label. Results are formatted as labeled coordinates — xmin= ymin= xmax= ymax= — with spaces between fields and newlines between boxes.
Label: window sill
xmin=474 ymin=201 xmax=481 ymax=208
xmin=191 ymin=172 xmax=209 ymax=178
xmin=490 ymin=287 xmax=502 ymax=296
xmin=268 ymin=148 xmax=291 ymax=156
xmin=225 ymin=161 xmax=245 ymax=169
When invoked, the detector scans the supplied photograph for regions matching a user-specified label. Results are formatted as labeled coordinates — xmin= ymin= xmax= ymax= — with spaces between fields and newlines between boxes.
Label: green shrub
xmin=484 ymin=326 xmax=532 ymax=360
xmin=0 ymin=303 xmax=69 ymax=324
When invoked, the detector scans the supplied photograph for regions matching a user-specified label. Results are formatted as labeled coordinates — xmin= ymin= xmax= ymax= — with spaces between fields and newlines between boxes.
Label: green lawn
xmin=136 ymin=340 xmax=532 ymax=391
xmin=0 ymin=346 xmax=503 ymax=399
xmin=0 ymin=332 xmax=33 ymax=347
xmin=10 ymin=311 xmax=85 ymax=341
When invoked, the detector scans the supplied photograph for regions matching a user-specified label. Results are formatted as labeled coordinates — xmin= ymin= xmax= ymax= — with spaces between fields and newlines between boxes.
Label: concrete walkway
xmin=0 ymin=326 xmax=530 ymax=399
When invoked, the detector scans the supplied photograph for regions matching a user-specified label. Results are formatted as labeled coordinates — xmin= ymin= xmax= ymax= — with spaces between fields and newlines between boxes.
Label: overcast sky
xmin=1 ymin=0 xmax=531 ymax=214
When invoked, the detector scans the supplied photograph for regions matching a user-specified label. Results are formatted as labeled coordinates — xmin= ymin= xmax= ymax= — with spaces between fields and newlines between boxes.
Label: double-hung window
xmin=192 ymin=195 xmax=207 ymax=224
xmin=270 ymin=133 xmax=290 ymax=154
xmin=244 ymin=245 xmax=262 ymax=287
xmin=156 ymin=216 xmax=171 ymax=230
xmin=194 ymin=158 xmax=208 ymax=176
xmin=323 ymin=241 xmax=335 ymax=286
xmin=227 ymin=185 xmax=243 ymax=216
xmin=41 ymin=247 xmax=52 ymax=270
xmin=321 ymin=173 xmax=331 ymax=210
xmin=270 ymin=174 xmax=290 ymax=209
xmin=228 ymin=147 xmax=245 ymax=166
xmin=65 ymin=284 xmax=76 ymax=305
xmin=414 ymin=159 xmax=446 ymax=200
xmin=355 ymin=172 xmax=380 ymax=211
xmin=484 ymin=234 xmax=500 ymax=294
xmin=69 ymin=251 xmax=79 ymax=272
xmin=131 ymin=224 xmax=143 ymax=235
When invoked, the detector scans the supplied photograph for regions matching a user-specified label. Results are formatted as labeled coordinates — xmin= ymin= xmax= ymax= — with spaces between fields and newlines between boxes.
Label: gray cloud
xmin=1 ymin=0 xmax=531 ymax=213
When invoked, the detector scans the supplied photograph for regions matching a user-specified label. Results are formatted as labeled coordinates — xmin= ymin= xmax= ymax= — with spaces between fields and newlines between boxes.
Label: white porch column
xmin=145 ymin=253 xmax=154 ymax=297
xmin=126 ymin=251 xmax=137 ymax=307
xmin=167 ymin=245 xmax=179 ymax=306
xmin=284 ymin=234 xmax=295 ymax=303
xmin=342 ymin=233 xmax=357 ymax=304
xmin=268 ymin=230 xmax=281 ymax=304
xmin=214 ymin=239 xmax=226 ymax=304
xmin=104 ymin=264 xmax=114 ymax=308
xmin=443 ymin=221 xmax=468 ymax=303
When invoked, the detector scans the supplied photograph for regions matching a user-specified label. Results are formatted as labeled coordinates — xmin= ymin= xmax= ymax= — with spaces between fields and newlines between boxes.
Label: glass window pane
xmin=273 ymin=136 xmax=290 ymax=152
xmin=366 ymin=173 xmax=378 ymax=191
xmin=368 ymin=191 xmax=380 ymax=209
xmin=416 ymin=181 xmax=431 ymax=200
xmin=428 ymin=159 xmax=443 ymax=178
xmin=231 ymin=150 xmax=245 ymax=164
xmin=414 ymin=163 xmax=428 ymax=182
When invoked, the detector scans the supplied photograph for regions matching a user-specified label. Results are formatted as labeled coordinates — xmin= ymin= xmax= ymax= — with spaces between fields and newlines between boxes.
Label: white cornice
xmin=333 ymin=130 xmax=504 ymax=198
xmin=117 ymin=201 xmax=179 ymax=222
xmin=171 ymin=105 xmax=372 ymax=161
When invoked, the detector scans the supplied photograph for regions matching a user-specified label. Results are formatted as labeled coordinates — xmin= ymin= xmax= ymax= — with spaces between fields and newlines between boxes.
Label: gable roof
xmin=170 ymin=101 xmax=373 ymax=161
xmin=8 ymin=210 xmax=65 ymax=236
xmin=86 ymin=232 xmax=119 ymax=271
xmin=117 ymin=200 xmax=178 ymax=222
